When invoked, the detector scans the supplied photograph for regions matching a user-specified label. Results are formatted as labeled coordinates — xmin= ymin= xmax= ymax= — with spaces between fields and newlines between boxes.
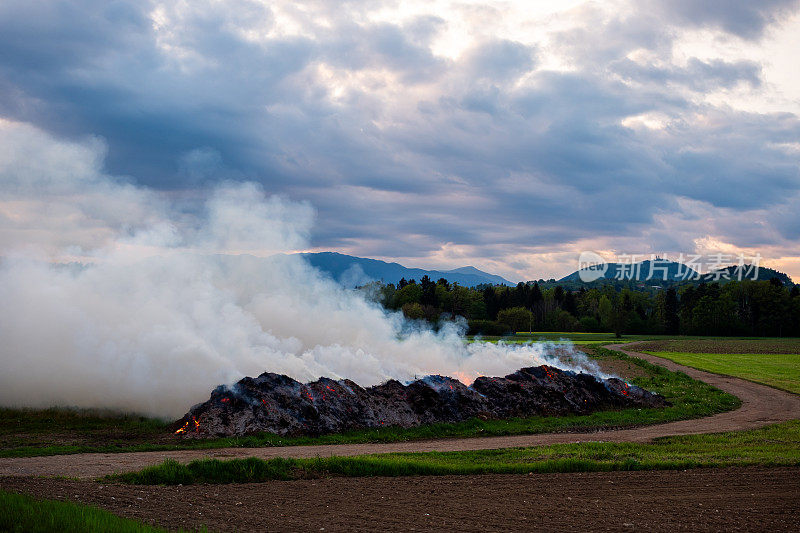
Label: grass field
xmin=0 ymin=489 xmax=184 ymax=532
xmin=0 ymin=346 xmax=739 ymax=458
xmin=636 ymin=337 xmax=800 ymax=395
xmin=110 ymin=419 xmax=800 ymax=484
xmin=644 ymin=352 xmax=800 ymax=395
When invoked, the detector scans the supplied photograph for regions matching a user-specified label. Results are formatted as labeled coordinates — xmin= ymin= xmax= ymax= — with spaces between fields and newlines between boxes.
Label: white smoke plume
xmin=0 ymin=120 xmax=600 ymax=419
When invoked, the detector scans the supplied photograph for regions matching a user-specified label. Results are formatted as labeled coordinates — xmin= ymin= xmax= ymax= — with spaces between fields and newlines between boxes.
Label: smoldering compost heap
xmin=174 ymin=365 xmax=668 ymax=438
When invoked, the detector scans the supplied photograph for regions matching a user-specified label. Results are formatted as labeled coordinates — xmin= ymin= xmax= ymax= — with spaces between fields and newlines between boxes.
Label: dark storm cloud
xmin=662 ymin=110 xmax=800 ymax=209
xmin=769 ymin=195 xmax=800 ymax=241
xmin=652 ymin=0 xmax=800 ymax=39
xmin=321 ymin=21 xmax=446 ymax=81
xmin=1 ymin=0 xmax=800 ymax=268
xmin=611 ymin=58 xmax=762 ymax=90
xmin=465 ymin=39 xmax=536 ymax=81
xmin=0 ymin=0 xmax=316 ymax=186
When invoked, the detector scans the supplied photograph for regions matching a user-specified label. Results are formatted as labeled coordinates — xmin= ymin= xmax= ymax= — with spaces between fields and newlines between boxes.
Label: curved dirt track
xmin=2 ymin=343 xmax=799 ymax=479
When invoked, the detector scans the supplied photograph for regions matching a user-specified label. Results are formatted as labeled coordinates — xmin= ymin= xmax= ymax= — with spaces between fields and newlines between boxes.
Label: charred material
xmin=173 ymin=366 xmax=668 ymax=438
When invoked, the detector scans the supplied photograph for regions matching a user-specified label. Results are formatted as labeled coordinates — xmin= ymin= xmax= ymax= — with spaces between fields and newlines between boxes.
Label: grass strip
xmin=0 ymin=489 xmax=192 ymax=532
xmin=1 ymin=345 xmax=740 ymax=458
xmin=109 ymin=420 xmax=800 ymax=484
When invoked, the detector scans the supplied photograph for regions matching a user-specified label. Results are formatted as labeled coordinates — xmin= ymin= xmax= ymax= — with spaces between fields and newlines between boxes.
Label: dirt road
xmin=2 ymin=467 xmax=798 ymax=532
xmin=2 ymin=343 xmax=799 ymax=479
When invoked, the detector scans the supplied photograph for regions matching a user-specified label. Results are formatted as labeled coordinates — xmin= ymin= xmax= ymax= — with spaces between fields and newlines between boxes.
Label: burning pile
xmin=173 ymin=366 xmax=668 ymax=438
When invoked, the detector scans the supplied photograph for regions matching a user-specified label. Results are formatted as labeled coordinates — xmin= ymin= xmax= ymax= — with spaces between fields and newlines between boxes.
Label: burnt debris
xmin=173 ymin=365 xmax=668 ymax=438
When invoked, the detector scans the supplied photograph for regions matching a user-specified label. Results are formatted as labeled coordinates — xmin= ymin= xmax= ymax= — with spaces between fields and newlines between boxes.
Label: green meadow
xmin=636 ymin=338 xmax=800 ymax=394
xmin=649 ymin=352 xmax=800 ymax=394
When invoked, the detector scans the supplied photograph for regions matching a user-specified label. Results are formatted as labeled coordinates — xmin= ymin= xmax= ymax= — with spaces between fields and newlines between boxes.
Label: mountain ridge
xmin=301 ymin=252 xmax=794 ymax=288
xmin=558 ymin=260 xmax=793 ymax=285
xmin=559 ymin=259 xmax=697 ymax=283
xmin=300 ymin=252 xmax=513 ymax=287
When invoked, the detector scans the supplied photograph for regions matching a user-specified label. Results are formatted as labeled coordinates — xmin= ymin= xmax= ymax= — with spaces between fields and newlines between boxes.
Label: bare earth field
xmin=2 ymin=467 xmax=798 ymax=532
xmin=633 ymin=338 xmax=800 ymax=354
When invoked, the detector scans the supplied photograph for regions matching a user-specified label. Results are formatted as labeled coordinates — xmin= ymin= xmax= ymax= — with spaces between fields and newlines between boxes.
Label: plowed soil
xmin=2 ymin=467 xmax=798 ymax=532
xmin=634 ymin=338 xmax=800 ymax=354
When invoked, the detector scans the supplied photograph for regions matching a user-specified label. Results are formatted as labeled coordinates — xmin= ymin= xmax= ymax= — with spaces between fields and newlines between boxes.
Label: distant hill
xmin=702 ymin=265 xmax=794 ymax=285
xmin=300 ymin=252 xmax=513 ymax=287
xmin=560 ymin=259 xmax=698 ymax=283
xmin=559 ymin=260 xmax=794 ymax=286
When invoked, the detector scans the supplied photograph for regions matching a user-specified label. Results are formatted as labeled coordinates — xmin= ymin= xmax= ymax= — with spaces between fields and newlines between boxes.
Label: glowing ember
xmin=174 ymin=416 xmax=201 ymax=435
xmin=452 ymin=371 xmax=477 ymax=385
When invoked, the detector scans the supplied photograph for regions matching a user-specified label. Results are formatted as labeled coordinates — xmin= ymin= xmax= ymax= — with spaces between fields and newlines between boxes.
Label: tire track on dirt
xmin=2 ymin=343 xmax=798 ymax=479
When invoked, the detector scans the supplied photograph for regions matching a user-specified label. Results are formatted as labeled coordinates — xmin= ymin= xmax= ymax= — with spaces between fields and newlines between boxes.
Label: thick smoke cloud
xmin=0 ymin=121 xmax=599 ymax=418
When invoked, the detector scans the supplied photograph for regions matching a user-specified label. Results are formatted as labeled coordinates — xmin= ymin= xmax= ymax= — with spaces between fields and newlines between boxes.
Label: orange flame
xmin=174 ymin=416 xmax=201 ymax=435
xmin=452 ymin=371 xmax=477 ymax=385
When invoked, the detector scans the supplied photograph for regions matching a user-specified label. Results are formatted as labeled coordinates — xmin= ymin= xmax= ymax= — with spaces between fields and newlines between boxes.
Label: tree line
xmin=369 ymin=275 xmax=800 ymax=337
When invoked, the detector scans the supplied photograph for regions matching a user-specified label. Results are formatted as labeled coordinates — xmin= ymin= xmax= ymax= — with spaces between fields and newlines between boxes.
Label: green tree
xmin=401 ymin=302 xmax=425 ymax=320
xmin=612 ymin=291 xmax=633 ymax=338
xmin=394 ymin=283 xmax=422 ymax=308
xmin=420 ymin=275 xmax=437 ymax=307
xmin=578 ymin=315 xmax=601 ymax=332
xmin=549 ymin=309 xmax=578 ymax=331
xmin=598 ymin=295 xmax=613 ymax=331
xmin=497 ymin=306 xmax=533 ymax=333
xmin=664 ymin=287 xmax=679 ymax=334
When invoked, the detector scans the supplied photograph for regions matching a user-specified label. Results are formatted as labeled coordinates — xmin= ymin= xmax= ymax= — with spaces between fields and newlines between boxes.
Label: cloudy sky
xmin=1 ymin=0 xmax=799 ymax=282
